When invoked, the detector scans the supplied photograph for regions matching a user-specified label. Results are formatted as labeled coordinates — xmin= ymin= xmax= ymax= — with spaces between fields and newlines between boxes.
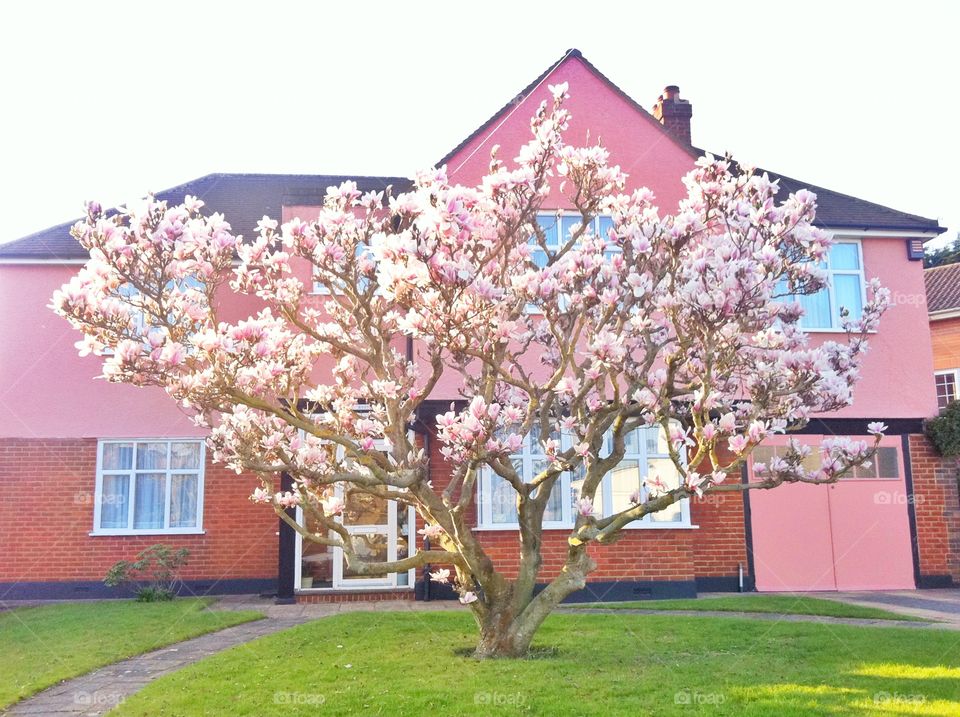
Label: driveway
xmin=823 ymin=589 xmax=960 ymax=625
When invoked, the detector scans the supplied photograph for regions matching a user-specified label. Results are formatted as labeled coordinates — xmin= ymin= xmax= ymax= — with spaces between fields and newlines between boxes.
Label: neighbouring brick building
xmin=926 ymin=261 xmax=960 ymax=409
xmin=2 ymin=49 xmax=957 ymax=602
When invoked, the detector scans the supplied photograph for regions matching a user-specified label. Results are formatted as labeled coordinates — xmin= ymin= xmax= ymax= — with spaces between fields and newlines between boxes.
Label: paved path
xmin=822 ymin=589 xmax=960 ymax=625
xmin=1 ymin=597 xmax=461 ymax=716
xmin=2 ymin=616 xmax=307 ymax=716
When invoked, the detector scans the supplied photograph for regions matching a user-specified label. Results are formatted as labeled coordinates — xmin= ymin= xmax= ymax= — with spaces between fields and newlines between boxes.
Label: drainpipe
xmin=738 ymin=563 xmax=744 ymax=593
xmin=423 ymin=536 xmax=432 ymax=602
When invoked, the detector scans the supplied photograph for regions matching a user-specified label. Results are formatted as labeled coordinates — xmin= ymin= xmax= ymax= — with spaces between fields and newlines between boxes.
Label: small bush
xmin=925 ymin=401 xmax=960 ymax=457
xmin=104 ymin=544 xmax=190 ymax=602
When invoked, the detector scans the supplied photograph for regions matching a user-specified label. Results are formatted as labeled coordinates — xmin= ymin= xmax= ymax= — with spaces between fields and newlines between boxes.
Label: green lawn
xmin=564 ymin=594 xmax=926 ymax=621
xmin=0 ymin=598 xmax=262 ymax=708
xmin=112 ymin=611 xmax=960 ymax=716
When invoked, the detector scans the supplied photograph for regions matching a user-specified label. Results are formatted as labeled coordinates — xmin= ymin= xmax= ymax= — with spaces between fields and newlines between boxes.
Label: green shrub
xmin=925 ymin=401 xmax=960 ymax=457
xmin=104 ymin=544 xmax=190 ymax=602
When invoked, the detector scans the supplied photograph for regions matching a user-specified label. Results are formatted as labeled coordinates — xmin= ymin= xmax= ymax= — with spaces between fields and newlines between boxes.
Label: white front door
xmin=334 ymin=488 xmax=395 ymax=588
xmin=296 ymin=488 xmax=415 ymax=591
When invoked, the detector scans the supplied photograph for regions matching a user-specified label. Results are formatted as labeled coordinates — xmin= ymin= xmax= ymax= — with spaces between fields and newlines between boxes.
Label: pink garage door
xmin=749 ymin=436 xmax=915 ymax=591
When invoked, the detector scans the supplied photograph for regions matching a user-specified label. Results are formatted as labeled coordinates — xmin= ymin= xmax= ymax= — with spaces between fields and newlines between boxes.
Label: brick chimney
xmin=653 ymin=85 xmax=693 ymax=145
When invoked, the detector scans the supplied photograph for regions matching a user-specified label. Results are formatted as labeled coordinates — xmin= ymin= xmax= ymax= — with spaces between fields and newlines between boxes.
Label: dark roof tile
xmin=0 ymin=174 xmax=410 ymax=260
xmin=698 ymin=152 xmax=943 ymax=233
xmin=925 ymin=263 xmax=960 ymax=313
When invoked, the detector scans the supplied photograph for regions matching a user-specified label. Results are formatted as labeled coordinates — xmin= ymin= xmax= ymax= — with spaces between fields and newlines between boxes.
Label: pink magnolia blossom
xmin=418 ymin=524 xmax=444 ymax=540
xmin=52 ymin=87 xmax=889 ymax=656
xmin=728 ymin=435 xmax=749 ymax=454
xmin=322 ymin=496 xmax=345 ymax=516
xmin=250 ymin=487 xmax=271 ymax=504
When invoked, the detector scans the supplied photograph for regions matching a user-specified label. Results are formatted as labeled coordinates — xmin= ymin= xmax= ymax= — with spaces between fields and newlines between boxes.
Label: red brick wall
xmin=0 ymin=438 xmax=277 ymax=586
xmin=421 ymin=422 xmax=744 ymax=586
xmin=908 ymin=434 xmax=960 ymax=582
xmin=689 ymin=491 xmax=748 ymax=579
xmin=297 ymin=590 xmax=414 ymax=603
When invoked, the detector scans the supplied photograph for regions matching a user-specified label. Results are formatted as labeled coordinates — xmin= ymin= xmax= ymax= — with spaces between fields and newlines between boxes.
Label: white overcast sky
xmin=1 ymin=0 xmax=957 ymax=247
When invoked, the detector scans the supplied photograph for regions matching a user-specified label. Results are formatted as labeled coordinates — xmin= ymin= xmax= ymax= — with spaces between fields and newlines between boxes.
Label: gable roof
xmin=925 ymin=262 xmax=960 ymax=314
xmin=436 ymin=47 xmax=941 ymax=234
xmin=0 ymin=49 xmax=944 ymax=262
xmin=436 ymin=48 xmax=701 ymax=169
xmin=0 ymin=174 xmax=410 ymax=261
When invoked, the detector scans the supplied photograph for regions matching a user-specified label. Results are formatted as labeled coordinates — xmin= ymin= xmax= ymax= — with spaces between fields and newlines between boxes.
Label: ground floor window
xmin=94 ymin=439 xmax=205 ymax=535
xmin=477 ymin=425 xmax=691 ymax=530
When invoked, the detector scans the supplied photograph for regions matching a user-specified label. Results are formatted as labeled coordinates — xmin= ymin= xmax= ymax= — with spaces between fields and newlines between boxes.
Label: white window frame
xmin=478 ymin=429 xmax=571 ymax=529
xmin=794 ymin=238 xmax=867 ymax=332
xmin=310 ymin=245 xmax=374 ymax=296
xmin=477 ymin=426 xmax=694 ymax=531
xmin=935 ymin=369 xmax=959 ymax=411
xmin=91 ymin=439 xmax=206 ymax=536
xmin=104 ymin=277 xmax=205 ymax=354
xmin=294 ymin=436 xmax=417 ymax=592
xmin=525 ymin=211 xmax=616 ymax=314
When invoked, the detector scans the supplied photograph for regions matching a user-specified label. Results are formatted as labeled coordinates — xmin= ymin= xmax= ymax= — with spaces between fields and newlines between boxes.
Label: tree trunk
xmin=472 ymin=550 xmax=595 ymax=659
xmin=474 ymin=623 xmax=533 ymax=659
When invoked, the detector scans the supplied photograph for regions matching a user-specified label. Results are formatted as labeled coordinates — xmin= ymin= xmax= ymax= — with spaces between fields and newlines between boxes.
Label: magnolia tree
xmin=53 ymin=84 xmax=889 ymax=658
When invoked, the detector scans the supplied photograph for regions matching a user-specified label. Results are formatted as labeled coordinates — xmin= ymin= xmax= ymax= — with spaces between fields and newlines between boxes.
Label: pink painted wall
xmin=817 ymin=237 xmax=938 ymax=418
xmin=435 ymin=54 xmax=938 ymax=418
xmin=0 ymin=265 xmax=263 ymax=439
xmin=445 ymin=55 xmax=698 ymax=212
xmin=0 ymin=265 xmax=202 ymax=438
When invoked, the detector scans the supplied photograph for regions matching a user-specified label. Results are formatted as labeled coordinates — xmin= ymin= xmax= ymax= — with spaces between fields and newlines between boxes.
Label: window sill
xmin=295 ymin=585 xmax=414 ymax=593
xmin=89 ymin=528 xmax=206 ymax=537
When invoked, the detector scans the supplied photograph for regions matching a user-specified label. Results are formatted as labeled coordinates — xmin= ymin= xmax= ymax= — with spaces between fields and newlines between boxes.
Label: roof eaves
xmin=692 ymin=147 xmax=943 ymax=235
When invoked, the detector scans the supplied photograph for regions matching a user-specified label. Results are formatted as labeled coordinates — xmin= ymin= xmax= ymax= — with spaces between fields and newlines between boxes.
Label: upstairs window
xmin=794 ymin=240 xmax=865 ymax=330
xmin=530 ymin=211 xmax=614 ymax=268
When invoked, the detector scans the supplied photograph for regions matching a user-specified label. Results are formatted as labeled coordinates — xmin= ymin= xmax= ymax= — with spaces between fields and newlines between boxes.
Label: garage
xmin=748 ymin=435 xmax=916 ymax=591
